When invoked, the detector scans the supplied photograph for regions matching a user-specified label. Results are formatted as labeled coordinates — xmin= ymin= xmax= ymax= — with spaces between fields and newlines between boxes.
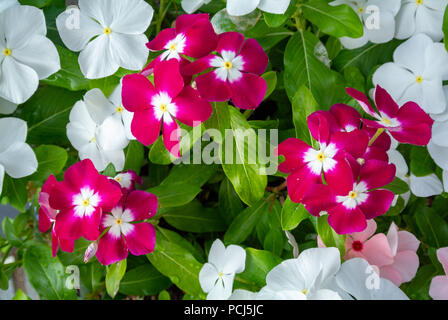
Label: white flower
xmin=199 ymin=239 xmax=246 ymax=300
xmin=330 ymin=0 xmax=401 ymax=49
xmin=335 ymin=258 xmax=409 ymax=300
xmin=56 ymin=0 xmax=154 ymax=79
xmin=372 ymin=33 xmax=448 ymax=115
xmin=0 ymin=117 xmax=37 ymax=195
xmin=182 ymin=0 xmax=290 ymax=16
xmin=257 ymin=247 xmax=342 ymax=300
xmin=428 ymin=137 xmax=448 ymax=172
xmin=409 ymin=174 xmax=443 ymax=197
xmin=109 ymin=83 xmax=135 ymax=140
xmin=0 ymin=0 xmax=18 ymax=13
xmin=67 ymin=88 xmax=130 ymax=172
xmin=0 ymin=97 xmax=17 ymax=115
xmin=181 ymin=0 xmax=212 ymax=13
xmin=386 ymin=136 xmax=411 ymax=207
xmin=396 ymin=0 xmax=448 ymax=41
xmin=0 ymin=5 xmax=60 ymax=104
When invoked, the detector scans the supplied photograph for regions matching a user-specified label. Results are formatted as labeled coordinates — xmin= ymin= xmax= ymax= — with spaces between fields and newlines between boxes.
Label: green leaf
xmin=158 ymin=290 xmax=171 ymax=300
xmin=221 ymin=108 xmax=268 ymax=206
xmin=218 ymin=178 xmax=244 ymax=225
xmin=148 ymin=164 xmax=217 ymax=208
xmin=147 ymin=231 xmax=205 ymax=299
xmin=284 ymin=30 xmax=345 ymax=106
xmin=21 ymin=86 xmax=83 ymax=145
xmin=106 ymin=260 xmax=127 ymax=298
xmin=157 ymin=227 xmax=205 ymax=263
xmin=405 ymin=264 xmax=438 ymax=300
xmin=333 ymin=40 xmax=401 ymax=77
xmin=124 ymin=140 xmax=145 ymax=175
xmin=102 ymin=163 xmax=117 ymax=177
xmin=415 ymin=207 xmax=448 ymax=248
xmin=316 ymin=215 xmax=346 ymax=256
xmin=148 ymin=136 xmax=174 ymax=165
xmin=12 ymin=289 xmax=31 ymax=300
xmin=204 ymin=102 xmax=231 ymax=144
xmin=443 ymin=4 xmax=448 ymax=52
xmin=302 ymin=0 xmax=363 ymax=38
xmin=410 ymin=146 xmax=436 ymax=177
xmin=23 ymin=243 xmax=78 ymax=300
xmin=383 ymin=177 xmax=410 ymax=195
xmin=29 ymin=145 xmax=68 ymax=181
xmin=19 ymin=0 xmax=52 ymax=8
xmin=211 ymin=9 xmax=260 ymax=33
xmin=89 ymin=76 xmax=120 ymax=97
xmin=291 ymin=85 xmax=319 ymax=146
xmin=119 ymin=264 xmax=171 ymax=296
xmin=224 ymin=196 xmax=269 ymax=245
xmin=41 ymin=45 xmax=90 ymax=91
xmin=0 ymin=269 xmax=8 ymax=290
xmin=58 ymin=238 xmax=91 ymax=266
xmin=262 ymin=71 xmax=277 ymax=101
xmin=161 ymin=200 xmax=226 ymax=233
xmin=1 ymin=177 xmax=28 ymax=212
xmin=2 ymin=217 xmax=22 ymax=246
xmin=235 ymin=248 xmax=282 ymax=291
xmin=281 ymin=196 xmax=310 ymax=230
xmin=79 ymin=262 xmax=104 ymax=293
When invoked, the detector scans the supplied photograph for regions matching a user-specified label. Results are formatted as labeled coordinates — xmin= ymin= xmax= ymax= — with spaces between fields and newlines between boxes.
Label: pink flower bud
xmin=84 ymin=242 xmax=98 ymax=263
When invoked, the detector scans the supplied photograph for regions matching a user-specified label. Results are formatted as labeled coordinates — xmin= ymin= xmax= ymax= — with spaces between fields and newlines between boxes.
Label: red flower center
xmin=352 ymin=240 xmax=363 ymax=252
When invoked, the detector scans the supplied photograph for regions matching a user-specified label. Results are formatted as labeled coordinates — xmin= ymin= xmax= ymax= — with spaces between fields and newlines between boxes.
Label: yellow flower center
xmin=116 ymin=106 xmax=123 ymax=113
xmin=416 ymin=0 xmax=423 ymax=5
xmin=416 ymin=75 xmax=423 ymax=83
xmin=104 ymin=27 xmax=112 ymax=35
xmin=82 ymin=199 xmax=90 ymax=207
xmin=224 ymin=61 xmax=233 ymax=69
xmin=218 ymin=272 xmax=223 ymax=277
xmin=169 ymin=43 xmax=177 ymax=51
xmin=302 ymin=289 xmax=307 ymax=295
xmin=160 ymin=104 xmax=168 ymax=112
xmin=357 ymin=158 xmax=365 ymax=165
xmin=115 ymin=177 xmax=121 ymax=182
xmin=349 ymin=191 xmax=358 ymax=199
xmin=358 ymin=7 xmax=364 ymax=13
xmin=317 ymin=152 xmax=325 ymax=162
xmin=381 ymin=117 xmax=392 ymax=126
xmin=90 ymin=136 xmax=96 ymax=143
xmin=116 ymin=218 xmax=122 ymax=225
xmin=3 ymin=48 xmax=11 ymax=56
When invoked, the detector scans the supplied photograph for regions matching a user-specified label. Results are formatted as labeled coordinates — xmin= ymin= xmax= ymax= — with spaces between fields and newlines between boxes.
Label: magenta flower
xmin=276 ymin=113 xmax=369 ymax=203
xmin=346 ymin=85 xmax=433 ymax=146
xmin=304 ymin=159 xmax=396 ymax=234
xmin=38 ymin=175 xmax=74 ymax=257
xmin=430 ymin=247 xmax=448 ymax=300
xmin=182 ymin=32 xmax=268 ymax=109
xmin=122 ymin=59 xmax=212 ymax=156
xmin=96 ymin=190 xmax=158 ymax=265
xmin=144 ymin=14 xmax=217 ymax=73
xmin=49 ymin=159 xmax=122 ymax=241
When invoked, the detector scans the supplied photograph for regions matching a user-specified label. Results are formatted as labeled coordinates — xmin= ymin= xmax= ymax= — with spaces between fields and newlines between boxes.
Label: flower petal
xmin=109 ymin=0 xmax=153 ymax=34
xmin=0 ymin=57 xmax=38 ymax=104
xmin=97 ymin=231 xmax=128 ymax=265
xmin=109 ymin=33 xmax=149 ymax=71
xmin=78 ymin=34 xmax=119 ymax=79
xmin=124 ymin=222 xmax=156 ymax=256
xmin=229 ymin=72 xmax=267 ymax=109
xmin=173 ymin=86 xmax=213 ymax=126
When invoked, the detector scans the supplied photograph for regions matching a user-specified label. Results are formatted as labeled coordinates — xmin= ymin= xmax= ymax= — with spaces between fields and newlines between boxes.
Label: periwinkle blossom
xmin=199 ymin=239 xmax=246 ymax=300
xmin=395 ymin=0 xmax=448 ymax=41
xmin=181 ymin=0 xmax=291 ymax=16
xmin=67 ymin=88 xmax=130 ymax=172
xmin=372 ymin=34 xmax=448 ymax=116
xmin=429 ymin=247 xmax=448 ymax=300
xmin=329 ymin=0 xmax=401 ymax=49
xmin=257 ymin=248 xmax=342 ymax=300
xmin=56 ymin=0 xmax=154 ymax=79
xmin=0 ymin=117 xmax=37 ymax=196
xmin=0 ymin=5 xmax=60 ymax=104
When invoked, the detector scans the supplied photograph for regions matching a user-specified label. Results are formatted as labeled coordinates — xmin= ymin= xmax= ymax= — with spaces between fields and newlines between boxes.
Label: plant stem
xmin=368 ymin=128 xmax=385 ymax=146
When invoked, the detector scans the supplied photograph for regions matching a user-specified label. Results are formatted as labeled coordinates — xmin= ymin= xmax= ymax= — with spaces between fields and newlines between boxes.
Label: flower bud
xmin=84 ymin=241 xmax=98 ymax=263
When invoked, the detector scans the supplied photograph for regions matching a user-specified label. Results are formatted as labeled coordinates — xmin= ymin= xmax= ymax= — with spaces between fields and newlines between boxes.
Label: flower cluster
xmin=122 ymin=14 xmax=268 ymax=156
xmin=276 ymin=85 xmax=433 ymax=234
xmin=200 ymin=243 xmax=409 ymax=300
xmin=38 ymin=159 xmax=157 ymax=265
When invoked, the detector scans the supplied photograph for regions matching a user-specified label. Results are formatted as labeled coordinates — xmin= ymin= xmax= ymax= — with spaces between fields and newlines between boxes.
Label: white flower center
xmin=73 ymin=187 xmax=100 ymax=217
xmin=303 ymin=143 xmax=338 ymax=175
xmin=103 ymin=207 xmax=134 ymax=238
xmin=375 ymin=112 xmax=400 ymax=128
xmin=152 ymin=92 xmax=177 ymax=124
xmin=113 ymin=173 xmax=132 ymax=189
xmin=2 ymin=48 xmax=12 ymax=56
xmin=161 ymin=33 xmax=186 ymax=61
xmin=337 ymin=182 xmax=369 ymax=209
xmin=210 ymin=50 xmax=244 ymax=83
